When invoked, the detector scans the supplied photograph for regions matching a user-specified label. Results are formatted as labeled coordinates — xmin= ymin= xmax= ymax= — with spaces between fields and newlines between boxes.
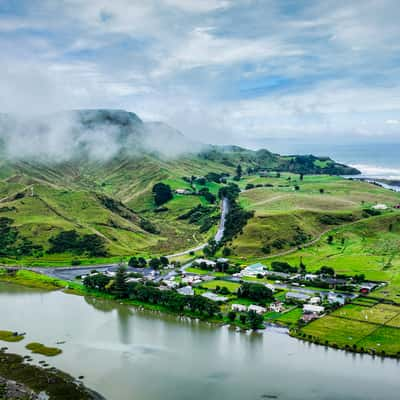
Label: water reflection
xmin=1 ymin=284 xmax=400 ymax=400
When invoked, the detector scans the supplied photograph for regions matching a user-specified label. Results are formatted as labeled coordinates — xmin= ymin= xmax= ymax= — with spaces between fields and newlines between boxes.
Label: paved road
xmin=167 ymin=197 xmax=229 ymax=258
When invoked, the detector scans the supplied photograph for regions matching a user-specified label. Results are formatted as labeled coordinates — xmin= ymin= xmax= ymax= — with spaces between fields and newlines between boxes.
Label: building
xmin=177 ymin=286 xmax=194 ymax=296
xmin=248 ymin=304 xmax=267 ymax=314
xmin=309 ymin=297 xmax=321 ymax=305
xmin=175 ymin=189 xmax=192 ymax=195
xmin=286 ymin=292 xmax=310 ymax=302
xmin=269 ymin=302 xmax=284 ymax=313
xmin=304 ymin=274 xmax=318 ymax=281
xmin=327 ymin=292 xmax=345 ymax=305
xmin=232 ymin=304 xmax=248 ymax=312
xmin=194 ymin=259 xmax=216 ymax=268
xmin=302 ymin=313 xmax=319 ymax=323
xmin=201 ymin=292 xmax=228 ymax=302
xmin=240 ymin=263 xmax=266 ymax=277
xmin=163 ymin=279 xmax=179 ymax=289
xmin=303 ymin=304 xmax=325 ymax=314
xmin=373 ymin=203 xmax=388 ymax=210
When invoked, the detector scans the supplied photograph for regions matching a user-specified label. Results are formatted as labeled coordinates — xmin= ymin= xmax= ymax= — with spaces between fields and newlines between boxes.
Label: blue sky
xmin=0 ymin=0 xmax=399 ymax=146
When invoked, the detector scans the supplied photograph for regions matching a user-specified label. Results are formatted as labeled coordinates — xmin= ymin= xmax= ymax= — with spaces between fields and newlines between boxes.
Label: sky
xmin=0 ymin=0 xmax=400 ymax=147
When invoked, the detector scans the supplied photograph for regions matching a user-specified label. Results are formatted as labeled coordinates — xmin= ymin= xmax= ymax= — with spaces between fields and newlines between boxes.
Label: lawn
xmin=331 ymin=304 xmax=400 ymax=325
xmin=273 ymin=307 xmax=303 ymax=326
xmin=301 ymin=316 xmax=378 ymax=346
xmin=200 ymin=280 xmax=241 ymax=293
xmin=299 ymin=302 xmax=400 ymax=355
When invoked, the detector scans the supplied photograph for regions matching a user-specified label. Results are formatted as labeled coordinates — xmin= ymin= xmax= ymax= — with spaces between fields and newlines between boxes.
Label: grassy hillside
xmin=0 ymin=109 xmax=368 ymax=265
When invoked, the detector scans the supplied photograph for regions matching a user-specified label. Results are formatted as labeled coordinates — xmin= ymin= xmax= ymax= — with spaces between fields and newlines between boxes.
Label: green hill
xmin=0 ymin=109 xmax=362 ymax=265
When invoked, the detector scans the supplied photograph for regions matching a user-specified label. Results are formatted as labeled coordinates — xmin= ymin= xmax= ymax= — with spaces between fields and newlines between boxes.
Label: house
xmin=303 ymin=304 xmax=325 ymax=314
xmin=175 ymin=189 xmax=192 ymax=195
xmin=269 ymin=302 xmax=284 ymax=313
xmin=163 ymin=279 xmax=179 ymax=289
xmin=304 ymin=274 xmax=318 ymax=281
xmin=240 ymin=263 xmax=266 ymax=277
xmin=309 ymin=296 xmax=321 ymax=305
xmin=217 ymin=258 xmax=229 ymax=263
xmin=327 ymin=292 xmax=345 ymax=305
xmin=264 ymin=283 xmax=276 ymax=292
xmin=194 ymin=259 xmax=217 ymax=268
xmin=232 ymin=304 xmax=248 ymax=312
xmin=373 ymin=203 xmax=388 ymax=210
xmin=201 ymin=292 xmax=228 ymax=302
xmin=286 ymin=292 xmax=310 ymax=302
xmin=177 ymin=286 xmax=194 ymax=296
xmin=248 ymin=304 xmax=267 ymax=314
xmin=302 ymin=313 xmax=319 ymax=323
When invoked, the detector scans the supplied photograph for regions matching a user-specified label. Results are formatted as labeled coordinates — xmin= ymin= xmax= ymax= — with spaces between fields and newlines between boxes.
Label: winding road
xmin=166 ymin=197 xmax=229 ymax=258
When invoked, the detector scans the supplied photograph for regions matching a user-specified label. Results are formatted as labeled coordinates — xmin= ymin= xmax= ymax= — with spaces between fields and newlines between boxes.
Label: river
xmin=1 ymin=282 xmax=399 ymax=400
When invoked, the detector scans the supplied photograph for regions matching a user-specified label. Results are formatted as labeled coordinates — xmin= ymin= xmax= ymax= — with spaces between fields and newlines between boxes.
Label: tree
xmin=160 ymin=256 xmax=169 ymax=267
xmin=294 ymin=185 xmax=300 ymax=191
xmin=138 ymin=257 xmax=147 ymax=268
xmin=83 ymin=273 xmax=111 ymax=291
xmin=239 ymin=314 xmax=247 ymax=325
xmin=149 ymin=258 xmax=162 ymax=270
xmin=299 ymin=257 xmax=306 ymax=274
xmin=236 ymin=164 xmax=243 ymax=179
xmin=327 ymin=235 xmax=334 ymax=245
xmin=319 ymin=188 xmax=325 ymax=194
xmin=300 ymin=173 xmax=304 ymax=181
xmin=152 ymin=183 xmax=173 ymax=206
xmin=238 ymin=282 xmax=274 ymax=302
xmin=128 ymin=257 xmax=139 ymax=267
xmin=222 ymin=247 xmax=231 ymax=257
xmin=227 ymin=311 xmax=236 ymax=322
xmin=113 ymin=266 xmax=128 ymax=298
xmin=203 ymin=239 xmax=218 ymax=257
xmin=248 ymin=310 xmax=264 ymax=330
xmin=317 ymin=266 xmax=335 ymax=276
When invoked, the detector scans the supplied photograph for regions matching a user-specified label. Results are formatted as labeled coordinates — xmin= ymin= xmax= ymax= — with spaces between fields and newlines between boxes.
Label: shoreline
xmin=0 ymin=350 xmax=106 ymax=400
xmin=2 ymin=275 xmax=399 ymax=361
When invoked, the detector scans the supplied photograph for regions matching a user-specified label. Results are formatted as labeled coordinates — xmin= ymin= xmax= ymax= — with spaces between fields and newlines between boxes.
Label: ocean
xmin=256 ymin=141 xmax=400 ymax=180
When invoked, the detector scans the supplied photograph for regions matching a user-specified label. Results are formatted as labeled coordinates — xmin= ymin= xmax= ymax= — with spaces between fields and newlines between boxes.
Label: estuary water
xmin=1 ymin=282 xmax=399 ymax=400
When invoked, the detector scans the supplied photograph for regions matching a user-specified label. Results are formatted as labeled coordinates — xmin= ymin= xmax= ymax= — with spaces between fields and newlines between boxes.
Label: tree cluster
xmin=238 ymin=282 xmax=274 ymax=303
xmin=48 ymin=230 xmax=107 ymax=256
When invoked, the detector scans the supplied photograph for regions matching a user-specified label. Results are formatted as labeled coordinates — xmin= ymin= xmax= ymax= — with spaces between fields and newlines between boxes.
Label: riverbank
xmin=0 ymin=351 xmax=105 ymax=400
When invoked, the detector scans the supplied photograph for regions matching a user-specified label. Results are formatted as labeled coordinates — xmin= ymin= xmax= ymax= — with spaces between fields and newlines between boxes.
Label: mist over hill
xmin=0 ymin=109 xmax=360 ymax=176
xmin=0 ymin=109 xmax=204 ymax=162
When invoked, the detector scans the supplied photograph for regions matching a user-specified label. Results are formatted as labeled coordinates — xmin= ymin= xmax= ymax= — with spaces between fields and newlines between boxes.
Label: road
xmin=167 ymin=197 xmax=229 ymax=258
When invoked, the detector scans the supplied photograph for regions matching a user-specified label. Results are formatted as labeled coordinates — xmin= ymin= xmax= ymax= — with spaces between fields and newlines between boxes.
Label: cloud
xmin=386 ymin=119 xmax=400 ymax=125
xmin=0 ymin=0 xmax=399 ymax=148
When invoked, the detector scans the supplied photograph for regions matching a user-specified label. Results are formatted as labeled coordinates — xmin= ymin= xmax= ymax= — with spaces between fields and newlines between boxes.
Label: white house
xmin=240 ymin=263 xmax=266 ymax=277
xmin=201 ymin=292 xmax=228 ymax=302
xmin=177 ymin=286 xmax=194 ymax=296
xmin=248 ymin=304 xmax=267 ymax=314
xmin=269 ymin=302 xmax=284 ymax=313
xmin=195 ymin=259 xmax=216 ymax=268
xmin=309 ymin=297 xmax=321 ymax=305
xmin=286 ymin=292 xmax=310 ymax=302
xmin=303 ymin=304 xmax=325 ymax=314
xmin=175 ymin=189 xmax=192 ymax=195
xmin=304 ymin=274 xmax=318 ymax=281
xmin=373 ymin=203 xmax=388 ymax=210
xmin=327 ymin=292 xmax=345 ymax=305
xmin=231 ymin=304 xmax=248 ymax=312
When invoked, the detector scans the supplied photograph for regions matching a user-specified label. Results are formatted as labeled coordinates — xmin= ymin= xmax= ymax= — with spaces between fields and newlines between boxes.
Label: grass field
xmin=298 ymin=302 xmax=400 ymax=356
xmin=230 ymin=174 xmax=400 ymax=258
xmin=199 ymin=280 xmax=241 ymax=293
